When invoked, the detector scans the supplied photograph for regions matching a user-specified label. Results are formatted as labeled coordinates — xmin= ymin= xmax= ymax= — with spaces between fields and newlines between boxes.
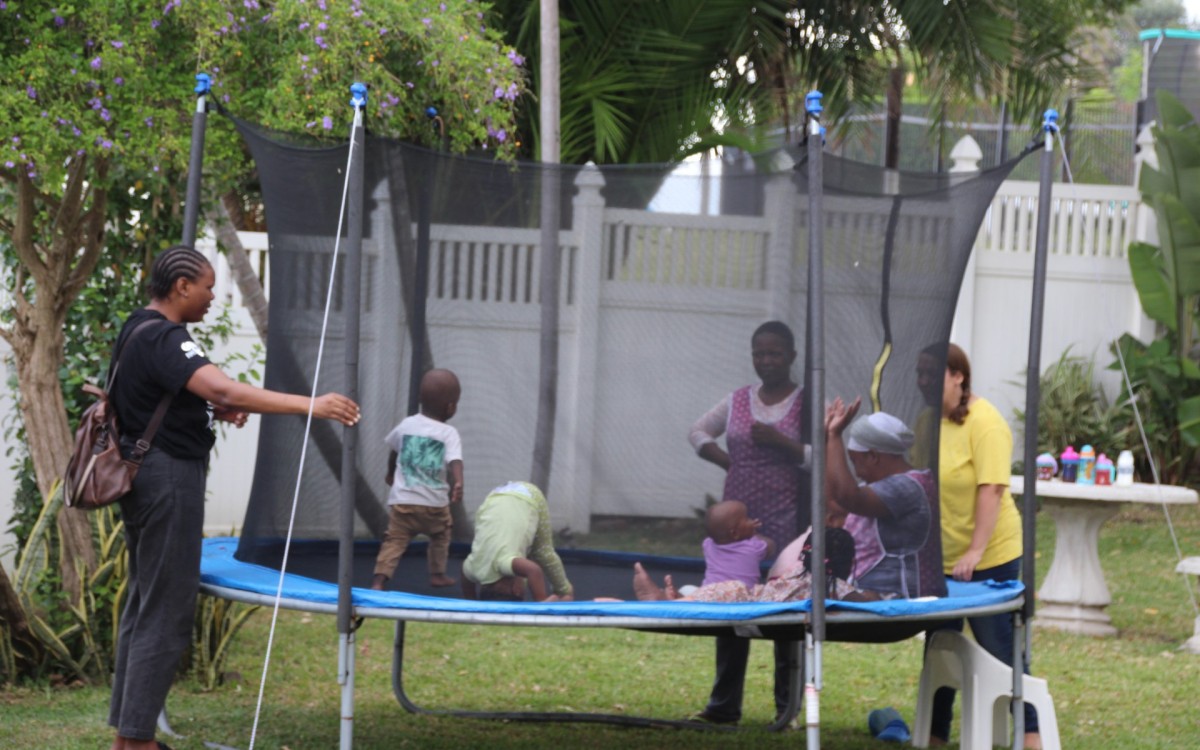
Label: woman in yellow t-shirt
xmin=919 ymin=343 xmax=1040 ymax=749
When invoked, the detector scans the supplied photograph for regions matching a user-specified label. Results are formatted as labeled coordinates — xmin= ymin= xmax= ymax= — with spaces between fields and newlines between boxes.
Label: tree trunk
xmin=15 ymin=309 xmax=95 ymax=600
xmin=885 ymin=64 xmax=904 ymax=170
xmin=207 ymin=192 xmax=269 ymax=342
xmin=1 ymin=159 xmax=108 ymax=603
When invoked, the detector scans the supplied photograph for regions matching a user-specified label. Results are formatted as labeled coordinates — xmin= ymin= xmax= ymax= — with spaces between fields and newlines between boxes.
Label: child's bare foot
xmin=664 ymin=574 xmax=680 ymax=600
xmin=370 ymin=574 xmax=388 ymax=591
xmin=632 ymin=562 xmax=667 ymax=600
xmin=429 ymin=574 xmax=457 ymax=588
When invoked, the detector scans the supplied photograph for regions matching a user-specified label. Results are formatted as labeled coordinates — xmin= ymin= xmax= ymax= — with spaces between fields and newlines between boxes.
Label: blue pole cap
xmin=806 ymin=90 xmax=824 ymax=116
xmin=350 ymin=82 xmax=368 ymax=109
xmin=1043 ymin=108 xmax=1059 ymax=132
xmin=425 ymin=106 xmax=439 ymax=119
xmin=194 ymin=73 xmax=211 ymax=96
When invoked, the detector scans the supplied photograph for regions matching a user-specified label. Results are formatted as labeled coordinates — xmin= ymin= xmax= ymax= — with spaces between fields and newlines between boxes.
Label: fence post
xmin=949 ymin=135 xmax=982 ymax=354
xmin=763 ymin=152 xmax=797 ymax=321
xmin=563 ymin=162 xmax=606 ymax=533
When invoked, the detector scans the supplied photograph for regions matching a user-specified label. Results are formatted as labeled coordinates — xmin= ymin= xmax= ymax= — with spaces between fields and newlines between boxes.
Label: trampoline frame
xmin=200 ymin=579 xmax=1025 ymax=732
xmin=184 ymin=88 xmax=1059 ymax=749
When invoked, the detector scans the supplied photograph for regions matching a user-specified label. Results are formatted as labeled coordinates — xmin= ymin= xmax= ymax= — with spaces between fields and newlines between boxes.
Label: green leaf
xmin=1177 ymin=396 xmax=1200 ymax=448
xmin=1127 ymin=241 xmax=1175 ymax=328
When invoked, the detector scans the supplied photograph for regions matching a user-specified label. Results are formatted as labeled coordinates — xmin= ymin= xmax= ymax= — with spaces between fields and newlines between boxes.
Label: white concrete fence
xmin=0 ymin=133 xmax=1158 ymax=560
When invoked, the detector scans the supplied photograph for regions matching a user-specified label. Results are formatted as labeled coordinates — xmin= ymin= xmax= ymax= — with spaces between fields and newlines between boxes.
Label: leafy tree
xmin=0 ymin=0 xmax=524 ymax=609
xmin=1118 ymin=90 xmax=1200 ymax=484
xmin=491 ymin=0 xmax=1137 ymax=166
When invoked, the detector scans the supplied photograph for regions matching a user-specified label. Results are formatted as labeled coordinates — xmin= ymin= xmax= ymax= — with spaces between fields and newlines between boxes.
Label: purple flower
xmin=0 ymin=2 xmax=8 ymax=9
xmin=223 ymin=94 xmax=230 ymax=102
xmin=421 ymin=17 xmax=432 ymax=28
xmin=114 ymin=77 xmax=124 ymax=86
xmin=440 ymin=2 xmax=446 ymax=10
xmin=244 ymin=0 xmax=260 ymax=8
xmin=494 ymin=86 xmax=504 ymax=100
xmin=99 ymin=139 xmax=113 ymax=149
xmin=3 ymin=161 xmax=13 ymax=169
xmin=261 ymin=13 xmax=271 ymax=22
xmin=317 ymin=21 xmax=326 ymax=30
xmin=405 ymin=81 xmax=414 ymax=89
xmin=72 ymin=127 xmax=81 ymax=136
xmin=495 ymin=129 xmax=507 ymax=142
xmin=378 ymin=27 xmax=388 ymax=36
xmin=153 ymin=165 xmax=160 ymax=172
xmin=54 ymin=14 xmax=64 ymax=26
xmin=100 ymin=109 xmax=111 ymax=122
xmin=164 ymin=0 xmax=180 ymax=13
xmin=144 ymin=117 xmax=154 ymax=127
xmin=110 ymin=40 xmax=124 ymax=49
xmin=431 ymin=60 xmax=439 ymax=67
xmin=322 ymin=116 xmax=333 ymax=130
xmin=26 ymin=86 xmax=36 ymax=99
xmin=305 ymin=121 xmax=316 ymax=129
xmin=90 ymin=56 xmax=102 ymax=70
xmin=298 ymin=21 xmax=309 ymax=30
xmin=152 ymin=19 xmax=161 ymax=28
xmin=507 ymin=50 xmax=524 ymax=67
xmin=315 ymin=36 xmax=328 ymax=49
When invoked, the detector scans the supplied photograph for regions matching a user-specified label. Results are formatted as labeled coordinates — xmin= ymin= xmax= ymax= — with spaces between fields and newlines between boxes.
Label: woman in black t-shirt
xmin=108 ymin=245 xmax=359 ymax=750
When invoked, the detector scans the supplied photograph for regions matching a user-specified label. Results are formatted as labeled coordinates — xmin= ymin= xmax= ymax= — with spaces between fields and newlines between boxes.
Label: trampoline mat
xmin=207 ymin=538 xmax=1022 ymax=643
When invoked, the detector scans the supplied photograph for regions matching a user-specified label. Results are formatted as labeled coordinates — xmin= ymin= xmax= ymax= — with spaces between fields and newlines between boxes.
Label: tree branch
xmin=12 ymin=171 xmax=50 ymax=288
xmin=61 ymin=177 xmax=109 ymax=312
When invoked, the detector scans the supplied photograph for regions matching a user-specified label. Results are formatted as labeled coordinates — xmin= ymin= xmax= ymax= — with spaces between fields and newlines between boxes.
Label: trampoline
xmin=186 ymin=87 xmax=1059 ymax=748
xmin=200 ymin=537 xmax=1024 ymax=728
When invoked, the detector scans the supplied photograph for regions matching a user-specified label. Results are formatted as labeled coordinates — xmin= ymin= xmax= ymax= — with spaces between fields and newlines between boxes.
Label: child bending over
xmin=461 ymin=481 xmax=574 ymax=602
xmin=371 ymin=369 xmax=464 ymax=590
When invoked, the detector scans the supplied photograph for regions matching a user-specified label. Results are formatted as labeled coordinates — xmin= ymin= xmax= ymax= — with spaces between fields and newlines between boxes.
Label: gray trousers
xmin=109 ymin=446 xmax=206 ymax=741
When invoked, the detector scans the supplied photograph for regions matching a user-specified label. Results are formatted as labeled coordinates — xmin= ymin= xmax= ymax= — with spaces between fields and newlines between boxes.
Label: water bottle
xmin=1116 ymin=450 xmax=1135 ymax=486
xmin=1095 ymin=454 xmax=1113 ymax=486
xmin=1077 ymin=445 xmax=1096 ymax=484
xmin=1060 ymin=445 xmax=1080 ymax=483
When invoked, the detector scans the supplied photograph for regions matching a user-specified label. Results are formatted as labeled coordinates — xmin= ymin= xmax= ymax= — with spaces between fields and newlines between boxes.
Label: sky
xmin=1186 ymin=0 xmax=1200 ymax=24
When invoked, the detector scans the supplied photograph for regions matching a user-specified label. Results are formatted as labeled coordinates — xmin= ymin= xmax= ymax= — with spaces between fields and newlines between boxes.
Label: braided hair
xmin=802 ymin=527 xmax=858 ymax=597
xmin=148 ymin=245 xmax=212 ymax=301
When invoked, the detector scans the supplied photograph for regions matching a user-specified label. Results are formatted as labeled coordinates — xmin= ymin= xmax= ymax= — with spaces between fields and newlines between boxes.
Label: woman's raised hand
xmin=312 ymin=393 xmax=361 ymax=426
xmin=824 ymin=396 xmax=862 ymax=437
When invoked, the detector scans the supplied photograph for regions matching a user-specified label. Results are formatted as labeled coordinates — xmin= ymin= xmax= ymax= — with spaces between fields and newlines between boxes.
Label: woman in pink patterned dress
xmin=686 ymin=320 xmax=809 ymax=725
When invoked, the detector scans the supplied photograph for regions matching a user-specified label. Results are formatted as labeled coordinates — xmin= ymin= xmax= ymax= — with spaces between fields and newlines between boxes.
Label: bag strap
xmin=126 ymin=392 xmax=172 ymax=465
xmin=105 ymin=317 xmax=174 ymax=464
xmin=104 ymin=317 xmax=166 ymax=392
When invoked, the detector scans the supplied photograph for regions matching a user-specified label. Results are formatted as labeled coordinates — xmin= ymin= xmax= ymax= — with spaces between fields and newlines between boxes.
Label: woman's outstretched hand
xmin=824 ymin=396 xmax=862 ymax=437
xmin=312 ymin=393 xmax=361 ymax=426
xmin=213 ymin=406 xmax=249 ymax=427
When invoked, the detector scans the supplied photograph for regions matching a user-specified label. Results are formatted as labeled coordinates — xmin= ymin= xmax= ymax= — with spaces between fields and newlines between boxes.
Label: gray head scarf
xmin=845 ymin=412 xmax=915 ymax=455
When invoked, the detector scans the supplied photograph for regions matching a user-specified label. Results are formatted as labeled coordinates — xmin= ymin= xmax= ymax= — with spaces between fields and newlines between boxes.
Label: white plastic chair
xmin=912 ymin=630 xmax=1061 ymax=750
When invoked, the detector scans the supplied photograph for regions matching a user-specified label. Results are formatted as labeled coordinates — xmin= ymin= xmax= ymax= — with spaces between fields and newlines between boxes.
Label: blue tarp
xmin=201 ymin=537 xmax=1023 ymax=622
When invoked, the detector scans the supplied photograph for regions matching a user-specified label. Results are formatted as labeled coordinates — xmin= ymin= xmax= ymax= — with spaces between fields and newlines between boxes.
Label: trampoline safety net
xmin=230 ymin=114 xmax=1028 ymax=602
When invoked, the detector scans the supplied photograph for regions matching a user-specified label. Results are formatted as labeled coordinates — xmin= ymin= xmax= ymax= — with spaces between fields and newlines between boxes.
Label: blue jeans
xmin=928 ymin=557 xmax=1039 ymax=740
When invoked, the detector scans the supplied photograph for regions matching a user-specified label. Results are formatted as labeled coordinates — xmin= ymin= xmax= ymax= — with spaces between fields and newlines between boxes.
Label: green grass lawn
xmin=5 ymin=504 xmax=1199 ymax=749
